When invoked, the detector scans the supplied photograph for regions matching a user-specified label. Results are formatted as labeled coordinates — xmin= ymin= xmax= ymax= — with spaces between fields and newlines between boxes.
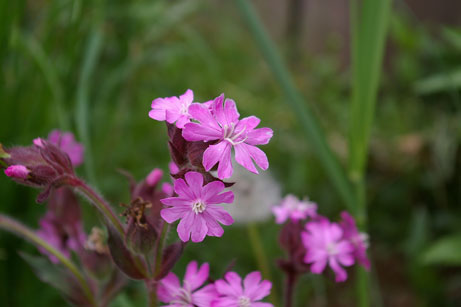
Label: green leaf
xmin=20 ymin=252 xmax=71 ymax=295
xmin=421 ymin=234 xmax=461 ymax=266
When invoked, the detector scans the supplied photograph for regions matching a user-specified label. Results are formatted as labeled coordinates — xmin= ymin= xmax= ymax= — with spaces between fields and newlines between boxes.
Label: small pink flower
xmin=149 ymin=89 xmax=196 ymax=128
xmin=182 ymin=94 xmax=273 ymax=179
xmin=339 ymin=211 xmax=370 ymax=270
xmin=272 ymin=194 xmax=317 ymax=224
xmin=302 ymin=218 xmax=354 ymax=282
xmin=45 ymin=130 xmax=84 ymax=167
xmin=146 ymin=168 xmax=163 ymax=186
xmin=213 ymin=271 xmax=273 ymax=307
xmin=36 ymin=210 xmax=86 ymax=263
xmin=158 ymin=261 xmax=217 ymax=307
xmin=160 ymin=171 xmax=234 ymax=242
xmin=4 ymin=165 xmax=29 ymax=179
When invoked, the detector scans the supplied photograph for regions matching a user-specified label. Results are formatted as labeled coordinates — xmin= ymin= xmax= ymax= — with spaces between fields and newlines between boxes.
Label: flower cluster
xmin=273 ymin=195 xmax=370 ymax=282
xmin=150 ymin=90 xmax=273 ymax=243
xmin=150 ymin=89 xmax=273 ymax=179
xmin=157 ymin=261 xmax=273 ymax=307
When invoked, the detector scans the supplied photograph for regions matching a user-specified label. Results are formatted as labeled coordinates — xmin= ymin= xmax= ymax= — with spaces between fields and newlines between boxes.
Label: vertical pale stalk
xmin=246 ymin=223 xmax=278 ymax=305
xmin=76 ymin=27 xmax=104 ymax=185
xmin=234 ymin=0 xmax=355 ymax=212
xmin=0 ymin=214 xmax=96 ymax=306
xmin=349 ymin=0 xmax=392 ymax=306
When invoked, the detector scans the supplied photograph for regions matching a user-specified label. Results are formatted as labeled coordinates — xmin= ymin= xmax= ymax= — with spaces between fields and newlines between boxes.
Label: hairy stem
xmin=73 ymin=177 xmax=147 ymax=276
xmin=0 ymin=214 xmax=97 ymax=306
xmin=74 ymin=178 xmax=124 ymax=235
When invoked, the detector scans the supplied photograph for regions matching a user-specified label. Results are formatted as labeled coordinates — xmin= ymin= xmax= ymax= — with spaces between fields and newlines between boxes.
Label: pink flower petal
xmin=177 ymin=211 xmax=194 ymax=242
xmin=158 ymin=272 xmax=181 ymax=302
xmin=191 ymin=214 xmax=208 ymax=243
xmin=246 ymin=127 xmax=273 ymax=145
xmin=182 ymin=122 xmax=222 ymax=142
xmin=329 ymin=257 xmax=348 ymax=282
xmin=184 ymin=171 xmax=204 ymax=198
xmin=201 ymin=181 xmax=225 ymax=201
xmin=161 ymin=207 xmax=189 ymax=223
xmin=206 ymin=205 xmax=234 ymax=225
xmin=206 ymin=190 xmax=234 ymax=205
xmin=184 ymin=261 xmax=209 ymax=291
xmin=174 ymin=178 xmax=195 ymax=199
xmin=202 ymin=141 xmax=233 ymax=179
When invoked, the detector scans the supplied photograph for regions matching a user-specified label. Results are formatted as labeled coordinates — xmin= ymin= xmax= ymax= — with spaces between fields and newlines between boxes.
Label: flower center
xmin=180 ymin=103 xmax=189 ymax=115
xmin=172 ymin=287 xmax=192 ymax=305
xmin=222 ymin=123 xmax=247 ymax=145
xmin=238 ymin=296 xmax=251 ymax=307
xmin=192 ymin=200 xmax=206 ymax=214
xmin=326 ymin=242 xmax=338 ymax=255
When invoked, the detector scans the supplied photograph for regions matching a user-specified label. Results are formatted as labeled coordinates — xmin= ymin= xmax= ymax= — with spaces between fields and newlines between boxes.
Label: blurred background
xmin=1 ymin=0 xmax=460 ymax=306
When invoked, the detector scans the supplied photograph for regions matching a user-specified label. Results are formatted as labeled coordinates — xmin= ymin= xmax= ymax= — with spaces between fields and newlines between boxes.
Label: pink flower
xmin=160 ymin=171 xmax=234 ymax=242
xmin=157 ymin=261 xmax=217 ymax=307
xmin=339 ymin=211 xmax=370 ymax=270
xmin=302 ymin=218 xmax=354 ymax=282
xmin=213 ymin=271 xmax=273 ymax=307
xmin=272 ymin=194 xmax=317 ymax=224
xmin=35 ymin=130 xmax=84 ymax=167
xmin=4 ymin=164 xmax=29 ymax=179
xmin=182 ymin=94 xmax=273 ymax=179
xmin=149 ymin=89 xmax=196 ymax=128
xmin=36 ymin=210 xmax=86 ymax=263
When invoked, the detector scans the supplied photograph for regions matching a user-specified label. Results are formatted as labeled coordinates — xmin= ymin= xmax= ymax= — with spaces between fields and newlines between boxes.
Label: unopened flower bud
xmin=146 ymin=168 xmax=163 ymax=186
xmin=4 ymin=165 xmax=30 ymax=179
xmin=1 ymin=140 xmax=76 ymax=202
xmin=121 ymin=198 xmax=158 ymax=255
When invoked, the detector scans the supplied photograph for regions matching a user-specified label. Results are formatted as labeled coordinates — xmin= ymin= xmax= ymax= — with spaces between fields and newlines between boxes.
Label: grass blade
xmin=234 ymin=0 xmax=355 ymax=211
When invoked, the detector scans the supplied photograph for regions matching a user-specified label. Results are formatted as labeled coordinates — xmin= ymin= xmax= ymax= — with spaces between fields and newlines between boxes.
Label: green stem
xmin=234 ymin=0 xmax=355 ymax=212
xmin=154 ymin=222 xmax=169 ymax=277
xmin=246 ymin=223 xmax=278 ymax=305
xmin=74 ymin=178 xmax=148 ymax=276
xmin=75 ymin=178 xmax=125 ymax=235
xmin=0 ymin=214 xmax=96 ymax=306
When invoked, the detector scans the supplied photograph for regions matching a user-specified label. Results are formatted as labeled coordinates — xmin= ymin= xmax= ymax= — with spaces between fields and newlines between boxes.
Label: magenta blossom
xmin=4 ymin=164 xmax=30 ymax=179
xmin=302 ymin=218 xmax=354 ymax=282
xmin=34 ymin=130 xmax=84 ymax=167
xmin=36 ymin=211 xmax=86 ymax=263
xmin=157 ymin=261 xmax=217 ymax=307
xmin=149 ymin=89 xmax=196 ymax=128
xmin=160 ymin=171 xmax=234 ymax=242
xmin=339 ymin=211 xmax=370 ymax=270
xmin=213 ymin=271 xmax=273 ymax=307
xmin=272 ymin=194 xmax=317 ymax=224
xmin=182 ymin=94 xmax=273 ymax=179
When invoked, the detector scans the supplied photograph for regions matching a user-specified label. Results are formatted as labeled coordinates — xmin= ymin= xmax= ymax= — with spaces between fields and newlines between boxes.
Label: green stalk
xmin=234 ymin=0 xmax=355 ymax=212
xmin=349 ymin=1 xmax=392 ymax=306
xmin=75 ymin=27 xmax=104 ymax=185
xmin=74 ymin=178 xmax=148 ymax=276
xmin=247 ymin=223 xmax=278 ymax=305
xmin=0 ymin=214 xmax=96 ymax=306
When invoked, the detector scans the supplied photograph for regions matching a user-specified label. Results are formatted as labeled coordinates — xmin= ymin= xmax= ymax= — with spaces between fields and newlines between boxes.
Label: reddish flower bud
xmin=146 ymin=168 xmax=163 ymax=186
xmin=1 ymin=140 xmax=76 ymax=202
xmin=121 ymin=197 xmax=158 ymax=255
xmin=4 ymin=164 xmax=30 ymax=179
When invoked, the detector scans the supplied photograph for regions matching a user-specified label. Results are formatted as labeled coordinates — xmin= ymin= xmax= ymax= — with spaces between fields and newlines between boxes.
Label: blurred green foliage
xmin=0 ymin=0 xmax=460 ymax=306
